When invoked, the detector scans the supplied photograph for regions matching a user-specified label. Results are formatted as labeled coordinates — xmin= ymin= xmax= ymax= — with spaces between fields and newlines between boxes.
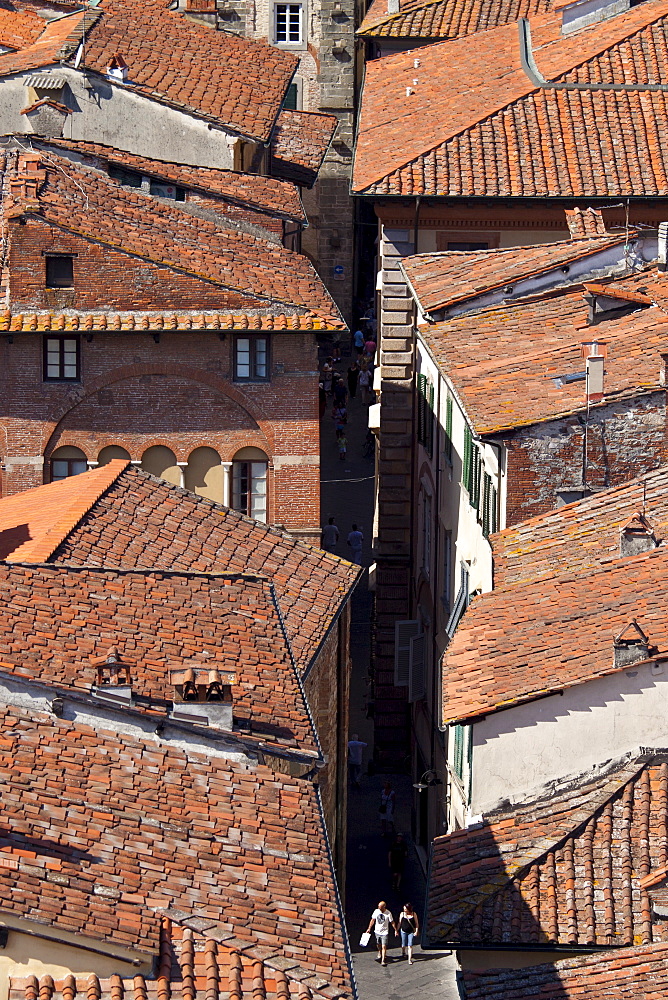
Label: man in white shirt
xmin=321 ymin=517 xmax=339 ymax=553
xmin=366 ymin=900 xmax=397 ymax=966
xmin=347 ymin=523 xmax=364 ymax=565
xmin=347 ymin=733 xmax=367 ymax=787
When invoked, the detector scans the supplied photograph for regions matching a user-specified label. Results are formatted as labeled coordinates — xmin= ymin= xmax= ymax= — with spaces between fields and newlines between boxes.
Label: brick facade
xmin=502 ymin=391 xmax=668 ymax=526
xmin=0 ymin=328 xmax=321 ymax=535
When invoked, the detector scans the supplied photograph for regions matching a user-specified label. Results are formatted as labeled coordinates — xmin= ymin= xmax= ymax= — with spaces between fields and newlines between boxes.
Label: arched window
xmin=50 ymin=446 xmax=88 ymax=482
xmin=232 ymin=447 xmax=268 ymax=522
xmin=185 ymin=447 xmax=224 ymax=503
xmin=97 ymin=445 xmax=131 ymax=466
xmin=140 ymin=446 xmax=181 ymax=486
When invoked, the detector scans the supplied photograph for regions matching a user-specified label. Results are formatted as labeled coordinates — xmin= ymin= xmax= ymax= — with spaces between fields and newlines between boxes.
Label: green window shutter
xmin=427 ymin=382 xmax=435 ymax=457
xmin=463 ymin=425 xmax=472 ymax=493
xmin=453 ymin=724 xmax=464 ymax=780
xmin=417 ymin=374 xmax=427 ymax=445
xmin=482 ymin=472 xmax=491 ymax=537
xmin=444 ymin=393 xmax=453 ymax=461
xmin=491 ymin=483 xmax=498 ymax=534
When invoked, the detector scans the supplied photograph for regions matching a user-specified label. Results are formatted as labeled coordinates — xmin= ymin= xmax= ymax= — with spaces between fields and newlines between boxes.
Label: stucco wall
xmin=1 ymin=70 xmax=237 ymax=169
xmin=471 ymin=659 xmax=668 ymax=814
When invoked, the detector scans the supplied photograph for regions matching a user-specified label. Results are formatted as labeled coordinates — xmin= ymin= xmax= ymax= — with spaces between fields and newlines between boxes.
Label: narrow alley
xmin=319 ymin=341 xmax=458 ymax=999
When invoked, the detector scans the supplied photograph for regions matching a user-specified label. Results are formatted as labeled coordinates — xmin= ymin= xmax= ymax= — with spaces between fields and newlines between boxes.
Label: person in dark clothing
xmin=388 ymin=833 xmax=408 ymax=889
xmin=347 ymin=361 xmax=359 ymax=398
xmin=318 ymin=382 xmax=327 ymax=420
xmin=333 ymin=378 xmax=348 ymax=406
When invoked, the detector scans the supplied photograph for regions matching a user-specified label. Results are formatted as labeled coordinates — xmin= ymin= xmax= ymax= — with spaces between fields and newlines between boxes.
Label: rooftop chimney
xmin=613 ymin=619 xmax=650 ymax=669
xmin=387 ymin=0 xmax=399 ymax=12
xmin=106 ymin=55 xmax=128 ymax=83
xmin=581 ymin=341 xmax=606 ymax=403
xmin=170 ymin=666 xmax=235 ymax=730
xmin=92 ymin=647 xmax=133 ymax=707
xmin=620 ymin=512 xmax=658 ymax=556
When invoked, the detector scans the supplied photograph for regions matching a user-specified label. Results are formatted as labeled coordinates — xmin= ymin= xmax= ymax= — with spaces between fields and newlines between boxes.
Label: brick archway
xmin=43 ymin=363 xmax=276 ymax=457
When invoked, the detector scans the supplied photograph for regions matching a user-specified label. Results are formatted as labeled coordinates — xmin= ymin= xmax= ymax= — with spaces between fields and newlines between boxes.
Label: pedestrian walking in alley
xmin=358 ymin=366 xmax=371 ymax=403
xmin=337 ymin=432 xmax=347 ymax=462
xmin=379 ymin=780 xmax=395 ymax=835
xmin=333 ymin=377 xmax=348 ymax=407
xmin=398 ymin=903 xmax=419 ymax=964
xmin=347 ymin=361 xmax=359 ymax=398
xmin=331 ymin=334 xmax=342 ymax=362
xmin=364 ymin=337 xmax=377 ymax=363
xmin=322 ymin=357 xmax=333 ymax=395
xmin=366 ymin=901 xmax=396 ymax=967
xmin=388 ymin=833 xmax=408 ymax=889
xmin=321 ymin=517 xmax=339 ymax=553
xmin=347 ymin=733 xmax=367 ymax=787
xmin=353 ymin=328 xmax=365 ymax=356
xmin=347 ymin=523 xmax=363 ymax=564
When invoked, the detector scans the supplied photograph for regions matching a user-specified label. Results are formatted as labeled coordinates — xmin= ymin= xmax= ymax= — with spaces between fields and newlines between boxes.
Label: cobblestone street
xmin=319 ymin=343 xmax=459 ymax=999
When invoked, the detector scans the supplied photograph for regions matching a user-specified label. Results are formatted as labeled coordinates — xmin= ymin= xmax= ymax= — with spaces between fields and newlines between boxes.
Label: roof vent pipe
xmin=658 ymin=221 xmax=668 ymax=272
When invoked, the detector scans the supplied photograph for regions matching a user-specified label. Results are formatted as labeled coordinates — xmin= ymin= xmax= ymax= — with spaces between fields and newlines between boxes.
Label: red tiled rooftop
xmin=442 ymin=544 xmax=668 ymax=725
xmin=426 ymin=756 xmax=668 ymax=949
xmin=461 ymin=942 xmax=668 ymax=999
xmin=270 ymin=110 xmax=338 ymax=188
xmin=401 ymin=235 xmax=625 ymax=315
xmin=0 ymin=8 xmax=93 ymax=76
xmin=492 ymin=465 xmax=668 ymax=589
xmin=353 ymin=0 xmax=668 ymax=195
xmin=358 ymin=0 xmax=549 ymax=39
xmin=0 ymin=5 xmax=45 ymax=49
xmin=36 ymin=138 xmax=306 ymax=223
xmin=421 ymin=283 xmax=668 ymax=435
xmin=0 ymin=464 xmax=360 ymax=676
xmin=8 ymin=150 xmax=343 ymax=324
xmin=0 ymin=311 xmax=343 ymax=332
xmin=0 ymin=704 xmax=353 ymax=998
xmin=0 ymin=560 xmax=320 ymax=754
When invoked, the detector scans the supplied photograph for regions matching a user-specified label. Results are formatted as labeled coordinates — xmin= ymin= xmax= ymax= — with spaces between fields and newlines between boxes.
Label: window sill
xmin=234 ymin=377 xmax=271 ymax=384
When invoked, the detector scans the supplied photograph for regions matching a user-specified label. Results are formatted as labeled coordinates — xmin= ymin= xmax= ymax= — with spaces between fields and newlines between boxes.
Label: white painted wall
xmin=0 ymin=69 xmax=239 ymax=169
xmin=471 ymin=658 xmax=668 ymax=814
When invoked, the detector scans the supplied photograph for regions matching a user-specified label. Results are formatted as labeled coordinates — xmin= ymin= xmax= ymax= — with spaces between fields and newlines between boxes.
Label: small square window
xmin=234 ymin=335 xmax=269 ymax=381
xmin=45 ymin=256 xmax=74 ymax=289
xmin=275 ymin=3 xmax=302 ymax=43
xmin=43 ymin=335 xmax=80 ymax=382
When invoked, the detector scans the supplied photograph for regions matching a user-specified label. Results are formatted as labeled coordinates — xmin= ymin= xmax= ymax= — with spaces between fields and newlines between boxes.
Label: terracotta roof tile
xmin=270 ymin=111 xmax=337 ymax=188
xmin=0 ymin=459 xmax=128 ymax=563
xmin=442 ymin=544 xmax=668 ymax=725
xmin=36 ymin=138 xmax=306 ymax=223
xmin=0 ymin=5 xmax=45 ymax=49
xmin=358 ymin=0 xmax=549 ymax=39
xmin=353 ymin=1 xmax=668 ymax=194
xmin=402 ymin=235 xmax=625 ymax=315
xmin=0 ymin=311 xmax=342 ymax=331
xmin=565 ymin=206 xmax=609 ymax=237
xmin=0 ymin=560 xmax=320 ymax=754
xmin=420 ymin=280 xmax=668 ymax=435
xmin=461 ymin=941 xmax=668 ymax=999
xmin=75 ymin=0 xmax=296 ymax=142
xmin=0 ymin=705 xmax=354 ymax=998
xmin=0 ymin=464 xmax=360 ymax=676
xmin=492 ymin=464 xmax=668 ymax=589
xmin=6 ymin=150 xmax=343 ymax=324
xmin=426 ymin=756 xmax=668 ymax=949
xmin=0 ymin=9 xmax=96 ymax=77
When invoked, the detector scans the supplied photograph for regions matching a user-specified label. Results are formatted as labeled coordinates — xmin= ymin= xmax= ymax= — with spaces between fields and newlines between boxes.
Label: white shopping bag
xmin=359 ymin=932 xmax=371 ymax=947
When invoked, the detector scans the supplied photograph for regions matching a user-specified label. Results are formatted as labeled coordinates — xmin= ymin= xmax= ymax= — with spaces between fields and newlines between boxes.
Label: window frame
xmin=43 ymin=335 xmax=81 ymax=383
xmin=416 ymin=372 xmax=435 ymax=457
xmin=234 ymin=334 xmax=270 ymax=382
xmin=50 ymin=456 xmax=88 ymax=482
xmin=274 ymin=2 xmax=304 ymax=45
xmin=231 ymin=459 xmax=268 ymax=522
xmin=45 ymin=254 xmax=75 ymax=289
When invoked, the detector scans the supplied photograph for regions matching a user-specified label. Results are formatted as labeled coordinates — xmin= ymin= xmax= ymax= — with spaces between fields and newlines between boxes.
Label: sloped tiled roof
xmin=461 ymin=941 xmax=668 ymax=999
xmin=0 ymin=5 xmax=45 ymax=50
xmin=441 ymin=544 xmax=668 ymax=725
xmin=353 ymin=0 xmax=668 ymax=195
xmin=358 ymin=0 xmax=549 ymax=39
xmin=0 ymin=8 xmax=96 ymax=75
xmin=0 ymin=704 xmax=354 ymax=998
xmin=270 ymin=110 xmax=337 ymax=188
xmin=8 ymin=150 xmax=343 ymax=324
xmin=420 ymin=284 xmax=668 ymax=435
xmin=0 ymin=560 xmax=320 ymax=755
xmin=401 ymin=235 xmax=625 ymax=315
xmin=35 ymin=137 xmax=306 ymax=223
xmin=565 ymin=206 xmax=609 ymax=238
xmin=0 ymin=311 xmax=342 ymax=331
xmin=75 ymin=0 xmax=296 ymax=142
xmin=0 ymin=463 xmax=360 ymax=676
xmin=426 ymin=755 xmax=668 ymax=948
xmin=0 ymin=460 xmax=123 ymax=562
xmin=492 ymin=465 xmax=668 ymax=589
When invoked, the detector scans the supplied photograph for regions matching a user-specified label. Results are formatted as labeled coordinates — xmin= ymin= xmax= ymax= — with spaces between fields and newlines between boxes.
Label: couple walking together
xmin=365 ymin=901 xmax=419 ymax=966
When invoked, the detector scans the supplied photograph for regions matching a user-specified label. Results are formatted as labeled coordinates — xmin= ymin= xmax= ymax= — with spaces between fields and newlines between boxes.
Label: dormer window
xmin=108 ymin=164 xmax=142 ymax=188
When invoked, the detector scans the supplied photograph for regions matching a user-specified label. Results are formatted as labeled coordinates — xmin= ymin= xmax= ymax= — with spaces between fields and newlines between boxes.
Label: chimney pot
xmin=659 ymin=221 xmax=668 ymax=272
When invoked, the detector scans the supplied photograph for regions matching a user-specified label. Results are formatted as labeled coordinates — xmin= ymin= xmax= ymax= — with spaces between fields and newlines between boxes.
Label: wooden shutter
xmin=394 ymin=619 xmax=420 ymax=685
xmin=408 ymin=633 xmax=426 ymax=703
xmin=453 ymin=724 xmax=465 ymax=779
xmin=444 ymin=393 xmax=453 ymax=461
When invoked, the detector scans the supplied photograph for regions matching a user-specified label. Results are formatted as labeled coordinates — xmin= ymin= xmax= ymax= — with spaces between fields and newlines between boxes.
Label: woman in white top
xmin=366 ymin=900 xmax=397 ymax=966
